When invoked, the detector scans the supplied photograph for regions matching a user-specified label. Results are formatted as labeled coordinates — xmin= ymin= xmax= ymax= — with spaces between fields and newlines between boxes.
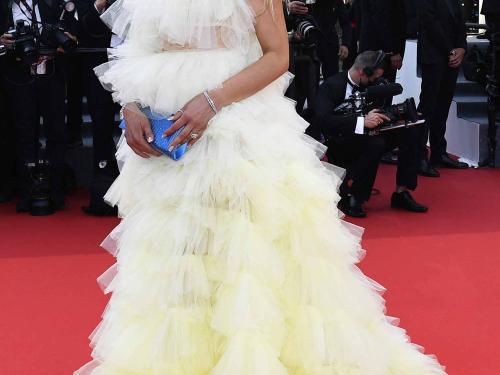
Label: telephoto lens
xmin=30 ymin=161 xmax=54 ymax=216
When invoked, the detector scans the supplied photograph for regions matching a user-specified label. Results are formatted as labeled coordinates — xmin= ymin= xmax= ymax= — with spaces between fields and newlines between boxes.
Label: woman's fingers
xmin=125 ymin=130 xmax=150 ymax=158
xmin=169 ymin=124 xmax=194 ymax=151
xmin=125 ymin=119 xmax=162 ymax=158
xmin=139 ymin=119 xmax=162 ymax=156
xmin=163 ymin=110 xmax=186 ymax=137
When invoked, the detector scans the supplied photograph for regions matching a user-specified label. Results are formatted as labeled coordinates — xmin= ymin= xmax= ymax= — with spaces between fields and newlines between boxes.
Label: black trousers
xmin=286 ymin=48 xmax=320 ymax=121
xmin=485 ymin=13 xmax=500 ymax=82
xmin=485 ymin=13 xmax=500 ymax=36
xmin=317 ymin=33 xmax=340 ymax=79
xmin=0 ymin=68 xmax=16 ymax=189
xmin=2 ymin=58 xmax=67 ymax=201
xmin=417 ymin=62 xmax=459 ymax=163
xmin=81 ymin=53 xmax=118 ymax=176
xmin=327 ymin=127 xmax=419 ymax=202
xmin=66 ymin=54 xmax=84 ymax=144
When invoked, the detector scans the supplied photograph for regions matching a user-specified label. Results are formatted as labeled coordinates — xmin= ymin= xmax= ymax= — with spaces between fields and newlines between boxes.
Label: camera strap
xmin=14 ymin=0 xmax=40 ymax=32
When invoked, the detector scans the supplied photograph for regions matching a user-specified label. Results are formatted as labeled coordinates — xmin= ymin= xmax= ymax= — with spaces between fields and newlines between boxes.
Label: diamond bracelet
xmin=203 ymin=91 xmax=218 ymax=114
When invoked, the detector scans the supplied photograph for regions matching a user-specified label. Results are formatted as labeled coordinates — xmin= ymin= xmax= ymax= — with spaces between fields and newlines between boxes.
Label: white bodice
xmin=102 ymin=0 xmax=260 ymax=53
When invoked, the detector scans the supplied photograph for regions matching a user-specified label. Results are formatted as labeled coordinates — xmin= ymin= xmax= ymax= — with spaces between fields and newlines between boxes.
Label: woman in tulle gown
xmin=75 ymin=0 xmax=447 ymax=374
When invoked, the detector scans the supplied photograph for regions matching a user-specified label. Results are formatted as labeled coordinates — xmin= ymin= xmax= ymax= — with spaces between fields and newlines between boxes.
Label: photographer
xmin=285 ymin=0 xmax=321 ymax=121
xmin=417 ymin=0 xmax=468 ymax=177
xmin=0 ymin=47 xmax=15 ymax=203
xmin=288 ymin=0 xmax=352 ymax=79
xmin=482 ymin=0 xmax=500 ymax=33
xmin=0 ymin=0 xmax=78 ymax=214
xmin=357 ymin=0 xmax=407 ymax=84
xmin=74 ymin=0 xmax=119 ymax=216
xmin=314 ymin=51 xmax=427 ymax=218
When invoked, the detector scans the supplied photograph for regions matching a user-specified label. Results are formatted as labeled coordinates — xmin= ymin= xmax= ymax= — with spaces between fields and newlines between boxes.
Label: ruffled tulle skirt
xmin=75 ymin=47 xmax=446 ymax=375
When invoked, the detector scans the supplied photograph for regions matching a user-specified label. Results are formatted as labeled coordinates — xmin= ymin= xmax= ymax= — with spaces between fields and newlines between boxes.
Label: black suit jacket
xmin=74 ymin=0 xmax=111 ymax=48
xmin=312 ymin=0 xmax=352 ymax=47
xmin=482 ymin=0 xmax=500 ymax=15
xmin=2 ymin=0 xmax=69 ymax=29
xmin=357 ymin=0 xmax=406 ymax=55
xmin=314 ymin=72 xmax=359 ymax=139
xmin=417 ymin=0 xmax=467 ymax=65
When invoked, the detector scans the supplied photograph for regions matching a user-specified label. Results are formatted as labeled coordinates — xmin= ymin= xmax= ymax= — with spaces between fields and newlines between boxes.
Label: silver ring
xmin=177 ymin=109 xmax=185 ymax=116
xmin=189 ymin=132 xmax=199 ymax=140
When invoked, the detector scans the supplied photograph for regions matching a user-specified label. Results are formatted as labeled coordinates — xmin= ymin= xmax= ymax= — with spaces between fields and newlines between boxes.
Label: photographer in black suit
xmin=314 ymin=51 xmax=427 ymax=218
xmin=482 ymin=0 xmax=500 ymax=33
xmin=417 ymin=0 xmax=468 ymax=177
xmin=74 ymin=0 xmax=119 ymax=216
xmin=0 ymin=0 xmax=77 ymax=213
xmin=357 ymin=0 xmax=406 ymax=83
xmin=0 ymin=47 xmax=16 ymax=203
xmin=287 ymin=0 xmax=353 ymax=79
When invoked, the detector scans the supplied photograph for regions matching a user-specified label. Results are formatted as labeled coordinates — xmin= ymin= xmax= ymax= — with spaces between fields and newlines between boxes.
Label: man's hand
xmin=95 ymin=0 xmax=107 ymax=14
xmin=449 ymin=48 xmax=466 ymax=69
xmin=339 ymin=45 xmax=349 ymax=60
xmin=288 ymin=1 xmax=309 ymax=15
xmin=56 ymin=32 xmax=78 ymax=53
xmin=0 ymin=33 xmax=14 ymax=48
xmin=364 ymin=109 xmax=391 ymax=129
xmin=390 ymin=53 xmax=403 ymax=70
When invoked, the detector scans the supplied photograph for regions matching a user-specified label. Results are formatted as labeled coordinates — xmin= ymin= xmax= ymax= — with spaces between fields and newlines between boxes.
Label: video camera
xmin=334 ymin=79 xmax=423 ymax=135
xmin=0 ymin=0 xmax=77 ymax=65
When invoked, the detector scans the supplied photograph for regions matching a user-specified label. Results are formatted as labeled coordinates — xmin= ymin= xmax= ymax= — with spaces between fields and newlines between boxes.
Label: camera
xmin=41 ymin=0 xmax=77 ymax=52
xmin=0 ymin=0 xmax=77 ymax=64
xmin=3 ymin=20 xmax=39 ymax=65
xmin=288 ymin=0 xmax=320 ymax=46
xmin=382 ymin=98 xmax=419 ymax=124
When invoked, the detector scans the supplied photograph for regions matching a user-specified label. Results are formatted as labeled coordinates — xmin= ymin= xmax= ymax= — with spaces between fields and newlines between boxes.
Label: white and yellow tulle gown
xmin=75 ymin=1 xmax=446 ymax=374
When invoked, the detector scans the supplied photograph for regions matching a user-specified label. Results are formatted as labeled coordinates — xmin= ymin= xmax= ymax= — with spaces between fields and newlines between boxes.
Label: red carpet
xmin=0 ymin=165 xmax=499 ymax=375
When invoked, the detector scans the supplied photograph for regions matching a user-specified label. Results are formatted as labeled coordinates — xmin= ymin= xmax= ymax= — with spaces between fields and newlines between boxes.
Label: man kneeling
xmin=314 ymin=51 xmax=427 ymax=218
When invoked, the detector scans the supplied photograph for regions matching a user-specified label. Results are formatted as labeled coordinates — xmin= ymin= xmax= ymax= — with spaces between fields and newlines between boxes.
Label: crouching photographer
xmin=314 ymin=51 xmax=427 ymax=218
xmin=0 ymin=0 xmax=78 ymax=215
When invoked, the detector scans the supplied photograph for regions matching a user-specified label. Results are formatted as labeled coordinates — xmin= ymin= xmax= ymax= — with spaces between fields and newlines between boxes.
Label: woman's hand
xmin=123 ymin=104 xmax=162 ymax=158
xmin=163 ymin=92 xmax=216 ymax=150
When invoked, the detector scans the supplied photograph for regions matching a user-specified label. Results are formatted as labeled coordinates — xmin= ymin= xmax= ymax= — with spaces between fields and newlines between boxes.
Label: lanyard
xmin=16 ymin=0 xmax=40 ymax=35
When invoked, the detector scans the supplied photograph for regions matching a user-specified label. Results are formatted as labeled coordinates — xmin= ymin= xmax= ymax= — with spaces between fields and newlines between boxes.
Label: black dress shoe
xmin=391 ymin=191 xmax=428 ymax=213
xmin=0 ymin=186 xmax=14 ymax=203
xmin=82 ymin=204 xmax=118 ymax=217
xmin=381 ymin=149 xmax=399 ymax=165
xmin=51 ymin=198 xmax=66 ymax=211
xmin=338 ymin=196 xmax=367 ymax=218
xmin=418 ymin=159 xmax=440 ymax=178
xmin=432 ymin=154 xmax=469 ymax=169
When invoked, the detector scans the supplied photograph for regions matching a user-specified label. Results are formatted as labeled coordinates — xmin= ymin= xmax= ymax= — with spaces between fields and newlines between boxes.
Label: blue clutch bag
xmin=119 ymin=107 xmax=188 ymax=161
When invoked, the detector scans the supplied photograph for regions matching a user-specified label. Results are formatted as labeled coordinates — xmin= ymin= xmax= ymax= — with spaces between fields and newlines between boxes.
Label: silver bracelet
xmin=203 ymin=90 xmax=218 ymax=114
